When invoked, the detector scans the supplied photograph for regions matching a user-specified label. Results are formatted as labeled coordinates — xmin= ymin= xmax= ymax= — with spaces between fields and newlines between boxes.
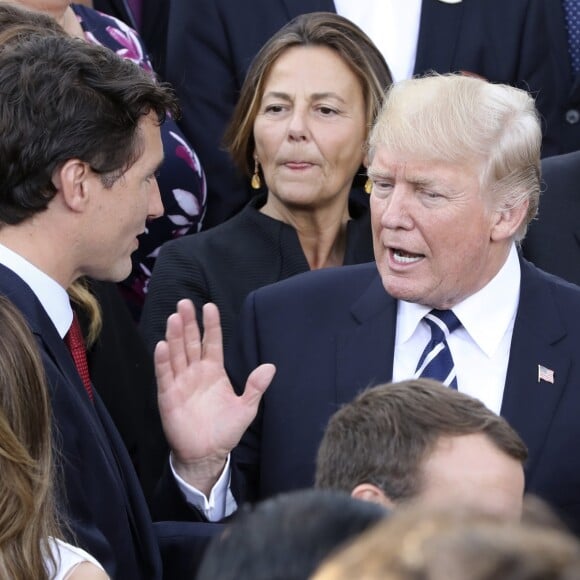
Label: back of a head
xmin=315 ymin=379 xmax=527 ymax=503
xmin=312 ymin=505 xmax=580 ymax=580
xmin=368 ymin=73 xmax=541 ymax=241
xmin=196 ymin=489 xmax=388 ymax=580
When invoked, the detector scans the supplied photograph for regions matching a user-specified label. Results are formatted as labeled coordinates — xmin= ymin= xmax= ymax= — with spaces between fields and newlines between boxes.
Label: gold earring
xmin=251 ymin=159 xmax=262 ymax=190
xmin=364 ymin=178 xmax=372 ymax=194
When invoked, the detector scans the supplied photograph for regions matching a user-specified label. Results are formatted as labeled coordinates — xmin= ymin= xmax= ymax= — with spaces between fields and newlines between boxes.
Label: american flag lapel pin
xmin=537 ymin=365 xmax=555 ymax=384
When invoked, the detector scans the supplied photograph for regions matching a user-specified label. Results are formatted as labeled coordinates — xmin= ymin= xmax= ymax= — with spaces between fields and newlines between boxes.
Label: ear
xmin=351 ymin=483 xmax=395 ymax=509
xmin=52 ymin=159 xmax=92 ymax=213
xmin=490 ymin=199 xmax=529 ymax=242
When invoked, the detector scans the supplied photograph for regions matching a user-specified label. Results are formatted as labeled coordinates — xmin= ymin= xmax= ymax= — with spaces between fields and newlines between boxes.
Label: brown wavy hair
xmin=0 ymin=295 xmax=60 ymax=579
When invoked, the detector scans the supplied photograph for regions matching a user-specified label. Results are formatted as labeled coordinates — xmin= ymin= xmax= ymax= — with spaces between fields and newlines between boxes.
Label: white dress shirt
xmin=393 ymin=243 xmax=521 ymax=414
xmin=334 ymin=0 xmax=422 ymax=82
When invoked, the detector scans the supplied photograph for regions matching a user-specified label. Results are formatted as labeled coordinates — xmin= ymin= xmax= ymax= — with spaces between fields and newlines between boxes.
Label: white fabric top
xmin=334 ymin=0 xmax=422 ymax=82
xmin=393 ymin=243 xmax=521 ymax=415
xmin=0 ymin=243 xmax=72 ymax=337
xmin=46 ymin=537 xmax=106 ymax=580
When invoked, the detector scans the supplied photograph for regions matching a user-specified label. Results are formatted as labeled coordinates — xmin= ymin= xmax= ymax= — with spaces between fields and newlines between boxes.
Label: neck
xmin=0 ymin=220 xmax=78 ymax=289
xmin=260 ymin=195 xmax=351 ymax=269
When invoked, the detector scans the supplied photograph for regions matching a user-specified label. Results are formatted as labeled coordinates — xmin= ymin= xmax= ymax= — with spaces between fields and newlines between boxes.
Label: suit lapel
xmin=414 ymin=0 xmax=465 ymax=74
xmin=336 ymin=272 xmax=396 ymax=404
xmin=280 ymin=0 xmax=336 ymax=19
xmin=501 ymin=259 xmax=570 ymax=481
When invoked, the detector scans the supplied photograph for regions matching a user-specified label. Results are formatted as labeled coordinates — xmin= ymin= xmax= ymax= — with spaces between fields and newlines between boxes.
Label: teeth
xmin=393 ymin=250 xmax=422 ymax=264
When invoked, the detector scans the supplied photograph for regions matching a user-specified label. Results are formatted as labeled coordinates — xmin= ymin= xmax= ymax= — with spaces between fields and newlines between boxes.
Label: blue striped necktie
xmin=415 ymin=309 xmax=461 ymax=389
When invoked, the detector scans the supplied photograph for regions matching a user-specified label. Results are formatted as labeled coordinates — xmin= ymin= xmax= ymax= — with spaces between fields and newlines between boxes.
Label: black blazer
xmin=522 ymin=151 xmax=580 ymax=286
xmin=140 ymin=195 xmax=374 ymax=356
xmin=226 ymin=258 xmax=580 ymax=533
xmin=165 ymin=0 xmax=558 ymax=228
xmin=80 ymin=280 xmax=166 ymax=501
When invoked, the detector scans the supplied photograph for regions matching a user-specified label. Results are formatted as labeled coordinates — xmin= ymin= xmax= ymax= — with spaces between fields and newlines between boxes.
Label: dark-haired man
xmin=316 ymin=379 xmax=527 ymax=519
xmin=0 ymin=22 xmax=220 ymax=578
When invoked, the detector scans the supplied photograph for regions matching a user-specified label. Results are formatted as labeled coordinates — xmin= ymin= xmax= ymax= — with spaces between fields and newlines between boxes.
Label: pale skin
xmin=254 ymin=45 xmax=368 ymax=269
xmin=155 ymin=300 xmax=275 ymax=495
xmin=66 ymin=561 xmax=110 ymax=579
xmin=11 ymin=0 xmax=86 ymax=38
xmin=351 ymin=433 xmax=525 ymax=520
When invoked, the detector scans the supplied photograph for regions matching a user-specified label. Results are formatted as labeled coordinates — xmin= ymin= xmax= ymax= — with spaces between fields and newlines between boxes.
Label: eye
xmin=316 ymin=105 xmax=339 ymax=116
xmin=370 ymin=181 xmax=393 ymax=198
xmin=264 ymin=104 xmax=287 ymax=114
xmin=146 ymin=170 xmax=160 ymax=183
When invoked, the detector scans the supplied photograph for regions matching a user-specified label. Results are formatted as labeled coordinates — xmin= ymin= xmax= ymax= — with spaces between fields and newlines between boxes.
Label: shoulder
xmin=542 ymin=151 xmax=580 ymax=180
xmin=522 ymin=258 xmax=580 ymax=304
xmin=46 ymin=538 xmax=106 ymax=580
xmin=252 ymin=263 xmax=380 ymax=309
xmin=158 ymin=203 xmax=275 ymax=261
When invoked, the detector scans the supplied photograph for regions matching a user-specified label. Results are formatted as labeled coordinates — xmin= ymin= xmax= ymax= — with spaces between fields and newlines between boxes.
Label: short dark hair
xmin=315 ymin=379 xmax=528 ymax=501
xmin=196 ymin=489 xmax=388 ymax=580
xmin=223 ymin=11 xmax=392 ymax=177
xmin=0 ymin=32 xmax=178 ymax=225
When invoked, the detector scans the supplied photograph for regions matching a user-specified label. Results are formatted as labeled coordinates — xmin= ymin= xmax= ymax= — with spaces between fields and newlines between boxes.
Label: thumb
xmin=241 ymin=363 xmax=276 ymax=408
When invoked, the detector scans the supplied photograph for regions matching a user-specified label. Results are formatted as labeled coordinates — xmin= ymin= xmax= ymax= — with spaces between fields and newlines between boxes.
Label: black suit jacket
xmin=166 ymin=0 xmax=557 ymax=228
xmin=226 ymin=257 xmax=580 ymax=533
xmin=0 ymin=266 xmax=214 ymax=578
xmin=522 ymin=151 xmax=580 ymax=287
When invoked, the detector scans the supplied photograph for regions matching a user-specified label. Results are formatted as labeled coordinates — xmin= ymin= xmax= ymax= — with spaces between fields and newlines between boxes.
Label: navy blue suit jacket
xmin=0 ymin=265 xmax=215 ymax=578
xmin=227 ymin=257 xmax=580 ymax=532
xmin=166 ymin=0 xmax=557 ymax=228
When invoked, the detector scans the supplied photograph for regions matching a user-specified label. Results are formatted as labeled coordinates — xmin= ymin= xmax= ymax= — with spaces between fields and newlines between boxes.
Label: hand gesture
xmin=154 ymin=300 xmax=275 ymax=494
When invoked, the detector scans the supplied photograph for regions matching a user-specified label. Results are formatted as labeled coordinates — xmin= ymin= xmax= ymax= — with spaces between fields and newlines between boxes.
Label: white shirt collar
xmin=397 ymin=244 xmax=521 ymax=357
xmin=0 ymin=243 xmax=73 ymax=338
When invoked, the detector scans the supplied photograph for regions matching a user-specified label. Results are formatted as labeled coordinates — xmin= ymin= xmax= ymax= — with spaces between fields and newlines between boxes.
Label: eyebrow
xmin=261 ymin=91 xmax=347 ymax=104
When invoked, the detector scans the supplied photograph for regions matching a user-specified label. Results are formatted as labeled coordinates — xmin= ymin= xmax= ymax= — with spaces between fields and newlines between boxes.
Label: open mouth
xmin=391 ymin=249 xmax=424 ymax=264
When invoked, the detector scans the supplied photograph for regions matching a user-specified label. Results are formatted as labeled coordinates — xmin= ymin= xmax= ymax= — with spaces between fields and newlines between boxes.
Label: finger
xmin=177 ymin=299 xmax=201 ymax=365
xmin=165 ymin=311 xmax=188 ymax=375
xmin=153 ymin=340 xmax=172 ymax=396
xmin=201 ymin=303 xmax=224 ymax=366
xmin=241 ymin=363 xmax=276 ymax=410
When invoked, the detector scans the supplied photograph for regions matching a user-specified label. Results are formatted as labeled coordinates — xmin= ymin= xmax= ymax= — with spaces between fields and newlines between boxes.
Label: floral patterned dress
xmin=72 ymin=4 xmax=207 ymax=319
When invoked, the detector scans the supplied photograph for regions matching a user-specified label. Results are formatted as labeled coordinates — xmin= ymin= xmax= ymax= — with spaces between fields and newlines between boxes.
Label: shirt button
xmin=565 ymin=109 xmax=580 ymax=124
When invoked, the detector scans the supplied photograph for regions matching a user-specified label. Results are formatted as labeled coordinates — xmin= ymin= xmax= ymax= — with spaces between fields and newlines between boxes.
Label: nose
xmin=148 ymin=178 xmax=164 ymax=220
xmin=287 ymin=107 xmax=309 ymax=142
xmin=378 ymin=185 xmax=414 ymax=230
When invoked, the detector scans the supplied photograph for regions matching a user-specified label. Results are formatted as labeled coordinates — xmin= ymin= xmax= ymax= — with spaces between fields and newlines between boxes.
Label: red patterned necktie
xmin=64 ymin=312 xmax=94 ymax=403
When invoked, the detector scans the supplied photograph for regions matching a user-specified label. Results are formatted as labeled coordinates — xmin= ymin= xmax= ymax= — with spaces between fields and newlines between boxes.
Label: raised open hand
xmin=154 ymin=299 xmax=275 ymax=494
